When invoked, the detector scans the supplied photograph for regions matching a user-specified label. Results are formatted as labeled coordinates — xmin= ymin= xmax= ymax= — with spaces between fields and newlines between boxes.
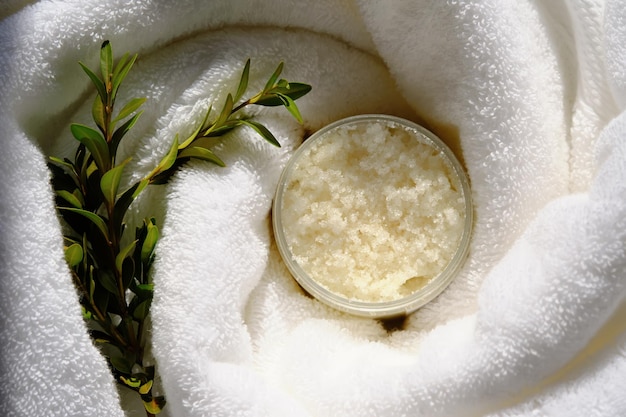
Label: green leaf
xmin=93 ymin=284 xmax=109 ymax=315
xmin=112 ymin=181 xmax=143 ymax=237
xmin=64 ymin=243 xmax=84 ymax=267
xmin=264 ymin=61 xmax=283 ymax=92
xmin=234 ymin=59 xmax=250 ymax=102
xmin=112 ymin=52 xmax=130 ymax=80
xmin=48 ymin=156 xmax=75 ymax=171
xmin=75 ymin=143 xmax=87 ymax=173
xmin=255 ymin=82 xmax=312 ymax=106
xmin=81 ymin=306 xmax=93 ymax=320
xmin=132 ymin=283 xmax=154 ymax=299
xmin=177 ymin=146 xmax=225 ymax=167
xmin=147 ymin=163 xmax=184 ymax=185
xmin=100 ymin=40 xmax=113 ymax=83
xmin=132 ymin=178 xmax=150 ymax=198
xmin=238 ymin=119 xmax=281 ymax=147
xmin=100 ymin=158 xmax=130 ymax=207
xmin=121 ymin=257 xmax=135 ymax=290
xmin=179 ymin=106 xmax=212 ymax=150
xmin=92 ymin=95 xmax=106 ymax=133
xmin=110 ymin=354 xmax=132 ymax=374
xmin=158 ymin=135 xmax=180 ymax=172
xmin=112 ymin=53 xmax=138 ymax=99
xmin=70 ymin=123 xmax=110 ymax=172
xmin=82 ymin=233 xmax=90 ymax=266
xmin=277 ymin=93 xmax=303 ymax=123
xmin=141 ymin=219 xmax=159 ymax=263
xmin=201 ymin=118 xmax=242 ymax=137
xmin=111 ymin=111 xmax=142 ymax=157
xmin=98 ymin=269 xmax=119 ymax=296
xmin=128 ymin=278 xmax=154 ymax=301
xmin=48 ymin=158 xmax=81 ymax=191
xmin=116 ymin=240 xmax=137 ymax=273
xmin=56 ymin=189 xmax=83 ymax=209
xmin=60 ymin=207 xmax=109 ymax=241
xmin=147 ymin=135 xmax=179 ymax=179
xmin=113 ymin=97 xmax=146 ymax=123
xmin=211 ymin=93 xmax=234 ymax=133
xmin=76 ymin=148 xmax=91 ymax=188
xmin=132 ymin=299 xmax=151 ymax=321
xmin=281 ymin=82 xmax=312 ymax=100
xmin=79 ymin=62 xmax=107 ymax=103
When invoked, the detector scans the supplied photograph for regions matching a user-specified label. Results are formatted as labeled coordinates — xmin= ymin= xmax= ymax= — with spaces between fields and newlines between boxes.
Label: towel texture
xmin=1 ymin=1 xmax=625 ymax=416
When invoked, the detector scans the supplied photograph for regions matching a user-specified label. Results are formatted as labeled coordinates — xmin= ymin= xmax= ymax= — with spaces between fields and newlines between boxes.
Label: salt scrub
xmin=279 ymin=118 xmax=466 ymax=304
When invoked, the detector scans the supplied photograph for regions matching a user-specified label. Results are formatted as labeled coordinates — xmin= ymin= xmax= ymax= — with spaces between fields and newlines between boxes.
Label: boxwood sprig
xmin=48 ymin=40 xmax=311 ymax=416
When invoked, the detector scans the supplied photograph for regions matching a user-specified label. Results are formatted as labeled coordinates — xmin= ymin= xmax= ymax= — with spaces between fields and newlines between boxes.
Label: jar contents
xmin=279 ymin=119 xmax=466 ymax=303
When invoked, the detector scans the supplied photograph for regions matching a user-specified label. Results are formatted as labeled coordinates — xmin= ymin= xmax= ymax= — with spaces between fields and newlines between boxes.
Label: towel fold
xmin=1 ymin=1 xmax=625 ymax=416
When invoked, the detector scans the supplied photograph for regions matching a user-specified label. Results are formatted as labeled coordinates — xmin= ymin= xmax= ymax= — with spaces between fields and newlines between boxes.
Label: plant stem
xmin=104 ymin=75 xmax=114 ymax=144
xmin=231 ymin=92 xmax=260 ymax=115
xmin=71 ymin=271 xmax=129 ymax=349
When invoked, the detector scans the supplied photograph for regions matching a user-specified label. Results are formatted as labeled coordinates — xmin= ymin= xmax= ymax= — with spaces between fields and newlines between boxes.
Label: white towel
xmin=1 ymin=0 xmax=625 ymax=416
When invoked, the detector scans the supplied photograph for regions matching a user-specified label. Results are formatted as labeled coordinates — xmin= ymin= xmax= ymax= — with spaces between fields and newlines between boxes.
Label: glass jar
xmin=273 ymin=114 xmax=473 ymax=318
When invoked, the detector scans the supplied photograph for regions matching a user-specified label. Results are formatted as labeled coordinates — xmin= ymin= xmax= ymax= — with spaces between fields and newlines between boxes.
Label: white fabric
xmin=1 ymin=0 xmax=626 ymax=416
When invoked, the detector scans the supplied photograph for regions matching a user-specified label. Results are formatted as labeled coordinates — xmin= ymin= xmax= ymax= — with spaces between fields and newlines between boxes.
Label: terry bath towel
xmin=1 ymin=0 xmax=626 ymax=416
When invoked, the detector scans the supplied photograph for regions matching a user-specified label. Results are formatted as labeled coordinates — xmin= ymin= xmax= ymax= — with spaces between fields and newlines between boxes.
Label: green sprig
xmin=48 ymin=41 xmax=311 ymax=416
xmin=150 ymin=58 xmax=311 ymax=185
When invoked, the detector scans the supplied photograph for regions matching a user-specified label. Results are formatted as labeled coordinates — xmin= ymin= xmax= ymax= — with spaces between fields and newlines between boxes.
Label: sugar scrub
xmin=273 ymin=115 xmax=472 ymax=317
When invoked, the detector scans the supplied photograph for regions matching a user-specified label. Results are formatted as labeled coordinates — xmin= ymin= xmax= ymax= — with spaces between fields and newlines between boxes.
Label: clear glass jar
xmin=272 ymin=114 xmax=473 ymax=318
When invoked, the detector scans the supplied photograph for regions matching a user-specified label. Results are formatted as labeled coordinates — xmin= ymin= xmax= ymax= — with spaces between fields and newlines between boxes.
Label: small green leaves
xmin=160 ymin=59 xmax=310 ymax=180
xmin=112 ymin=53 xmax=138 ymax=100
xmin=132 ymin=179 xmax=150 ymax=199
xmin=92 ymin=96 xmax=106 ymax=133
xmin=56 ymin=189 xmax=84 ymax=209
xmin=209 ymin=93 xmax=234 ymax=135
xmin=51 ymin=42 xmax=312 ymax=417
xmin=234 ymin=59 xmax=250 ymax=102
xmin=112 ymin=53 xmax=130 ymax=82
xmin=60 ymin=207 xmax=109 ymax=242
xmin=100 ymin=158 xmax=130 ymax=207
xmin=111 ymin=111 xmax=143 ymax=159
xmin=64 ymin=243 xmax=84 ymax=267
xmin=177 ymin=146 xmax=225 ymax=166
xmin=254 ymin=82 xmax=312 ymax=106
xmin=79 ymin=62 xmax=107 ymax=102
xmin=114 ymin=98 xmax=146 ymax=123
xmin=70 ymin=123 xmax=110 ymax=172
xmin=140 ymin=219 xmax=159 ymax=263
xmin=238 ymin=119 xmax=281 ymax=147
xmin=98 ymin=269 xmax=119 ymax=296
xmin=100 ymin=40 xmax=113 ymax=87
xmin=179 ymin=106 xmax=211 ymax=150
xmin=110 ymin=354 xmax=133 ymax=374
xmin=115 ymin=240 xmax=137 ymax=273
xmin=132 ymin=299 xmax=151 ymax=321
xmin=264 ymin=61 xmax=283 ymax=92
xmin=147 ymin=135 xmax=179 ymax=181
xmin=236 ymin=60 xmax=310 ymax=127
xmin=53 ymin=40 xmax=169 ymax=415
xmin=159 ymin=135 xmax=180 ymax=173
xmin=276 ymin=93 xmax=303 ymax=123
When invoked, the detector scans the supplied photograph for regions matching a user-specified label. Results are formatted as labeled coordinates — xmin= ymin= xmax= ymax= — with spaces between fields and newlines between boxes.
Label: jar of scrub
xmin=273 ymin=114 xmax=472 ymax=318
